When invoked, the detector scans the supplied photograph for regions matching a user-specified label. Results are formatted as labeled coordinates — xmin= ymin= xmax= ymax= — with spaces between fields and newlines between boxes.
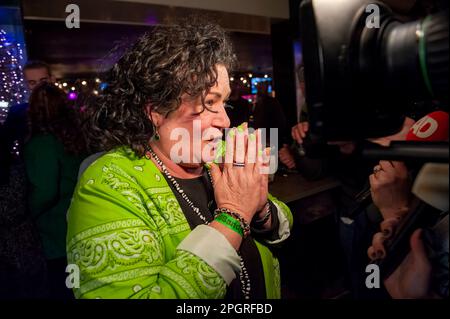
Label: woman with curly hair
xmin=67 ymin=21 xmax=292 ymax=299
xmin=25 ymin=82 xmax=86 ymax=298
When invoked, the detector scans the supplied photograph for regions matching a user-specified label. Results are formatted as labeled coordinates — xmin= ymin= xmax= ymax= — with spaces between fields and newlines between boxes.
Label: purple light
xmin=68 ymin=92 xmax=77 ymax=100
xmin=145 ymin=13 xmax=158 ymax=25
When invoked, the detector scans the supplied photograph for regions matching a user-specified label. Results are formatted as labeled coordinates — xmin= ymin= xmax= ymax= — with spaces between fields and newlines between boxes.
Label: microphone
xmin=363 ymin=112 xmax=449 ymax=162
xmin=376 ymin=111 xmax=449 ymax=282
xmin=407 ymin=109 xmax=449 ymax=211
xmin=406 ymin=111 xmax=449 ymax=142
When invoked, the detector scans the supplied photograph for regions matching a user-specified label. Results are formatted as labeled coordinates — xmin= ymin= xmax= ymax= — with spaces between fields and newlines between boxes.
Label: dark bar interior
xmin=0 ymin=0 xmax=448 ymax=306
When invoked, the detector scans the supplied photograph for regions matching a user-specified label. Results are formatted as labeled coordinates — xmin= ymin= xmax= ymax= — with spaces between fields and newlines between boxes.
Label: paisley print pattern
xmin=67 ymin=147 xmax=291 ymax=299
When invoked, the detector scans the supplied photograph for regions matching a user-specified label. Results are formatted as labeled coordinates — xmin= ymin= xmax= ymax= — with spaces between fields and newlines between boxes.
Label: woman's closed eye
xmin=192 ymin=99 xmax=221 ymax=115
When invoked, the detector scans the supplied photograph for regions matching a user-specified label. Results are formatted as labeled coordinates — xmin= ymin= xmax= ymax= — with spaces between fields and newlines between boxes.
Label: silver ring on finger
xmin=233 ymin=161 xmax=245 ymax=167
xmin=373 ymin=165 xmax=382 ymax=174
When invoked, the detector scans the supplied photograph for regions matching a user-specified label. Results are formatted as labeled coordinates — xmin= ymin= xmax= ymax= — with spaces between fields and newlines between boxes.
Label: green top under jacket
xmin=66 ymin=146 xmax=293 ymax=299
xmin=24 ymin=134 xmax=84 ymax=260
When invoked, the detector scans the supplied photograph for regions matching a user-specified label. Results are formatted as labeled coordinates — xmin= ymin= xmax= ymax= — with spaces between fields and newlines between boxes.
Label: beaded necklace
xmin=145 ymin=146 xmax=251 ymax=299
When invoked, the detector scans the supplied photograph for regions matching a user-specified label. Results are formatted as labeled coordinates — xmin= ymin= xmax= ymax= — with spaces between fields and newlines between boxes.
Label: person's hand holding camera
xmin=279 ymin=144 xmax=296 ymax=169
xmin=369 ymin=160 xmax=411 ymax=221
xmin=291 ymin=121 xmax=309 ymax=145
xmin=367 ymin=160 xmax=411 ymax=260
xmin=372 ymin=229 xmax=435 ymax=299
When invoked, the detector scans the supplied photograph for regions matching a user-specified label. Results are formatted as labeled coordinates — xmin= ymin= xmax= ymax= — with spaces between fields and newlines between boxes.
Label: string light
xmin=39 ymin=75 xmax=134 ymax=103
xmin=0 ymin=29 xmax=27 ymax=124
xmin=99 ymin=82 xmax=108 ymax=91
xmin=264 ymin=74 xmax=268 ymax=78
xmin=50 ymin=77 xmax=109 ymax=98
xmin=248 ymin=73 xmax=253 ymax=78
xmin=230 ymin=77 xmax=234 ymax=82
xmin=0 ymin=101 xmax=9 ymax=124
xmin=68 ymin=92 xmax=77 ymax=100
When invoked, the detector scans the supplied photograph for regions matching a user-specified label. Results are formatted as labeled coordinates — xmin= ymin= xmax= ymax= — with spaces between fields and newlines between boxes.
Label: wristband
xmin=214 ymin=207 xmax=251 ymax=238
xmin=214 ymin=213 xmax=244 ymax=236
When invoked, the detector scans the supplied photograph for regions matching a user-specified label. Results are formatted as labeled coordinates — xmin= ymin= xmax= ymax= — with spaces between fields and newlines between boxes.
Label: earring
xmin=153 ymin=124 xmax=160 ymax=141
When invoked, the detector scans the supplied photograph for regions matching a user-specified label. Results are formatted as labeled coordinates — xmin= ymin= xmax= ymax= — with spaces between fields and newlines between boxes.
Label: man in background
xmin=3 ymin=61 xmax=55 ymax=158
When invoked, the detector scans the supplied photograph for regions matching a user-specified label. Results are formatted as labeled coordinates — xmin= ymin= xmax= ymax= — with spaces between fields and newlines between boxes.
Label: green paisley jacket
xmin=66 ymin=146 xmax=293 ymax=299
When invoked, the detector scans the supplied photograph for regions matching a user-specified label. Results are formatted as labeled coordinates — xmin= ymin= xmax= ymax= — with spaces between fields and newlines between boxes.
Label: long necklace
xmin=145 ymin=146 xmax=251 ymax=299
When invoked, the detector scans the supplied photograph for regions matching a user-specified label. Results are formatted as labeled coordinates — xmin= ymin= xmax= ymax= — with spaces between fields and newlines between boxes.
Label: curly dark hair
xmin=27 ymin=82 xmax=86 ymax=155
xmin=85 ymin=20 xmax=236 ymax=157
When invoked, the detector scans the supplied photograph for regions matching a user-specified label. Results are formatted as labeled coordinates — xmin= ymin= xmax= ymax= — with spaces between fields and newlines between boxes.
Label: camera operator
xmin=295 ymin=0 xmax=448 ymax=299
xmin=366 ymin=112 xmax=449 ymax=299
xmin=282 ymin=115 xmax=419 ymax=297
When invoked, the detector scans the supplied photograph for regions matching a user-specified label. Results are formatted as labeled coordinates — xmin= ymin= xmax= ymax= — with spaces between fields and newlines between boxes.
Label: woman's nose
xmin=213 ymin=106 xmax=231 ymax=129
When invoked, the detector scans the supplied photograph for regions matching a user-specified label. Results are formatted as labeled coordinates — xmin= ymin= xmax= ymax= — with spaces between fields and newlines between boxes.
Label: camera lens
xmin=381 ymin=11 xmax=449 ymax=100
xmin=299 ymin=0 xmax=448 ymax=140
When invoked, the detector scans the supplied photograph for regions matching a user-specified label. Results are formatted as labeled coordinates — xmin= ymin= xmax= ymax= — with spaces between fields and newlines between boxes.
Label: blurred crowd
xmin=0 ymin=57 xmax=448 ymax=299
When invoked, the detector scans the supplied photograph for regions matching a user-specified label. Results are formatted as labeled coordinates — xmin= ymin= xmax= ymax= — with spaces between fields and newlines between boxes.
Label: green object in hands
xmin=205 ymin=123 xmax=247 ymax=168
xmin=204 ymin=139 xmax=225 ymax=169
xmin=213 ymin=139 xmax=226 ymax=164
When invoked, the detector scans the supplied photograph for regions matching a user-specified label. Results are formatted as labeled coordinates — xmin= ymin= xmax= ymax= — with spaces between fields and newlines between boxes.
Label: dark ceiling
xmin=24 ymin=20 xmax=273 ymax=79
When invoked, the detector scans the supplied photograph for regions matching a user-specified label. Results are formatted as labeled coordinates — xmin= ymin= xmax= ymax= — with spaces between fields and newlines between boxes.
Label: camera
xmin=299 ymin=0 xmax=448 ymax=141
